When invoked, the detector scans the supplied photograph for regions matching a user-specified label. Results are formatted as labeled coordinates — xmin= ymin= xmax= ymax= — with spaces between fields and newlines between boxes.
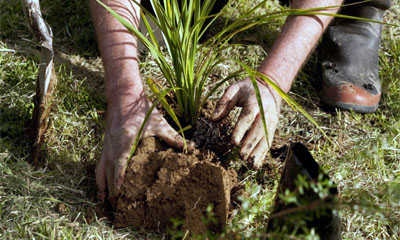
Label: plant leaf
xmin=146 ymin=78 xmax=189 ymax=144
xmin=126 ymin=87 xmax=177 ymax=164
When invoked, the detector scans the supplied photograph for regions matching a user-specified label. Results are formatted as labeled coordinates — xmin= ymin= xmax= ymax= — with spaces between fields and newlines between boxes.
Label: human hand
xmin=96 ymin=93 xmax=194 ymax=206
xmin=211 ymin=78 xmax=282 ymax=168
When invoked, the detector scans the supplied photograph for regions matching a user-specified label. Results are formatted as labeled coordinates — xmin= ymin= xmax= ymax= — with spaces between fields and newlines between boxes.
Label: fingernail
xmin=211 ymin=111 xmax=219 ymax=121
xmin=233 ymin=134 xmax=242 ymax=145
xmin=188 ymin=140 xmax=196 ymax=149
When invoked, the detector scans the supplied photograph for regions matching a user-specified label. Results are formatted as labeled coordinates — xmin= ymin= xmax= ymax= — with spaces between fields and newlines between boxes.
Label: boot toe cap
xmin=320 ymin=83 xmax=380 ymax=113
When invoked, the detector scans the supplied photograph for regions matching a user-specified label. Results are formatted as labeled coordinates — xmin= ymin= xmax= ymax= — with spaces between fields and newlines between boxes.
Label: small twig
xmin=191 ymin=197 xmax=201 ymax=210
xmin=182 ymin=230 xmax=190 ymax=240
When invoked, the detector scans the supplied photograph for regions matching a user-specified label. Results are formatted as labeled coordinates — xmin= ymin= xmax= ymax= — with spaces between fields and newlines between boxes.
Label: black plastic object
xmin=266 ymin=143 xmax=341 ymax=240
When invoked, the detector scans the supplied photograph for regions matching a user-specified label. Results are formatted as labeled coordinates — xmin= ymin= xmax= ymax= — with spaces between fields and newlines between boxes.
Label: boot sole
xmin=320 ymin=95 xmax=379 ymax=113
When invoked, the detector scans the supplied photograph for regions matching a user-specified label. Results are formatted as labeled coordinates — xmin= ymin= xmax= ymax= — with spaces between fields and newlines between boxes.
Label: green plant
xmin=96 ymin=0 xmax=394 ymax=160
xmin=97 ymin=0 xmax=242 ymax=126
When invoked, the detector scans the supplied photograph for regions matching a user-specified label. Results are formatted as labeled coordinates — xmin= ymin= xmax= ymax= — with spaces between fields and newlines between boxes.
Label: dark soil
xmin=112 ymin=101 xmax=281 ymax=234
xmin=114 ymin=137 xmax=237 ymax=234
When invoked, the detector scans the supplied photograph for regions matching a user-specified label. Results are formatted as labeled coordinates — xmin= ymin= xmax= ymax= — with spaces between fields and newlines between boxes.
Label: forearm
xmin=90 ymin=0 xmax=142 ymax=100
xmin=258 ymin=0 xmax=344 ymax=93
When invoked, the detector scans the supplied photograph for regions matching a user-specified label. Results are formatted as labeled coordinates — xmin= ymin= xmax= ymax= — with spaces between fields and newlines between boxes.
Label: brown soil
xmin=114 ymin=137 xmax=237 ymax=235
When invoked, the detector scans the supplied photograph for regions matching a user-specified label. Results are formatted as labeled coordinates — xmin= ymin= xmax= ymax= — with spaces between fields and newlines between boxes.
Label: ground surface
xmin=0 ymin=0 xmax=399 ymax=239
xmin=114 ymin=137 xmax=237 ymax=235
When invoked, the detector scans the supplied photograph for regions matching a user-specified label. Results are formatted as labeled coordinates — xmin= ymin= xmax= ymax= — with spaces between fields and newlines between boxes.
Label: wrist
xmin=256 ymin=72 xmax=290 ymax=105
xmin=104 ymin=60 xmax=143 ymax=99
xmin=105 ymin=74 xmax=144 ymax=103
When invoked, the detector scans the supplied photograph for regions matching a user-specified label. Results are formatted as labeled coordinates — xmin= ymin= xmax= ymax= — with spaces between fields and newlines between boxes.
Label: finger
xmin=109 ymin=161 xmax=127 ymax=207
xmin=211 ymin=84 xmax=241 ymax=121
xmin=248 ymin=136 xmax=270 ymax=169
xmin=107 ymin=128 xmax=136 ymax=206
xmin=157 ymin=123 xmax=195 ymax=150
xmin=231 ymin=106 xmax=258 ymax=145
xmin=95 ymin=152 xmax=107 ymax=203
xmin=240 ymin=115 xmax=264 ymax=160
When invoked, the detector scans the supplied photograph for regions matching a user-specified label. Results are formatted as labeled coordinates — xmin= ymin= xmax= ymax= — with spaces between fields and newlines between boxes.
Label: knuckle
xmin=245 ymin=142 xmax=253 ymax=150
xmin=251 ymin=104 xmax=262 ymax=114
xmin=161 ymin=127 xmax=177 ymax=138
xmin=218 ymin=99 xmax=232 ymax=108
xmin=241 ymin=108 xmax=252 ymax=117
xmin=227 ymin=83 xmax=239 ymax=92
xmin=240 ymin=141 xmax=252 ymax=156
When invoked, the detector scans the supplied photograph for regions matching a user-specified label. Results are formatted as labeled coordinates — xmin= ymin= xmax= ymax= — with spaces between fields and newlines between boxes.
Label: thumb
xmin=211 ymin=84 xmax=240 ymax=121
xmin=157 ymin=123 xmax=195 ymax=150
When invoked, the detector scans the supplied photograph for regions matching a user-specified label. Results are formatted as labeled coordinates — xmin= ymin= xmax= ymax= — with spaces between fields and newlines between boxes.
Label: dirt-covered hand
xmin=96 ymin=94 xmax=194 ymax=206
xmin=211 ymin=78 xmax=282 ymax=168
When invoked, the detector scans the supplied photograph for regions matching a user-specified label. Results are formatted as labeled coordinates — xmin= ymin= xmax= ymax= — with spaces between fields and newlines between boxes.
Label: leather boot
xmin=266 ymin=143 xmax=341 ymax=240
xmin=319 ymin=0 xmax=391 ymax=113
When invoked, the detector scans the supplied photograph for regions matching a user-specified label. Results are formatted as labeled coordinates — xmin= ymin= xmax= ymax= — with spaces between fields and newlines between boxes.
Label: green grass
xmin=1 ymin=0 xmax=399 ymax=239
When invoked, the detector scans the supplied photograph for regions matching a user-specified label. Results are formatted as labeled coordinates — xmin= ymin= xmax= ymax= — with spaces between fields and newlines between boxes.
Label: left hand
xmin=96 ymin=94 xmax=194 ymax=206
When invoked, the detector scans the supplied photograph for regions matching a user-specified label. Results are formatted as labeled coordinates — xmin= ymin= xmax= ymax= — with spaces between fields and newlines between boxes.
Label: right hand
xmin=211 ymin=78 xmax=282 ymax=168
xmin=96 ymin=92 xmax=194 ymax=206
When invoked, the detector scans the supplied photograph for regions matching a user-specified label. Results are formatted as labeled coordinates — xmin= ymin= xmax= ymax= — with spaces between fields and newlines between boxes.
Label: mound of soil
xmin=114 ymin=137 xmax=237 ymax=235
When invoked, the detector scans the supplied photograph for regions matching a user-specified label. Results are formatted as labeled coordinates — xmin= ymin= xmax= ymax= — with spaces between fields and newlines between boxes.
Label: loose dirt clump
xmin=114 ymin=137 xmax=237 ymax=235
